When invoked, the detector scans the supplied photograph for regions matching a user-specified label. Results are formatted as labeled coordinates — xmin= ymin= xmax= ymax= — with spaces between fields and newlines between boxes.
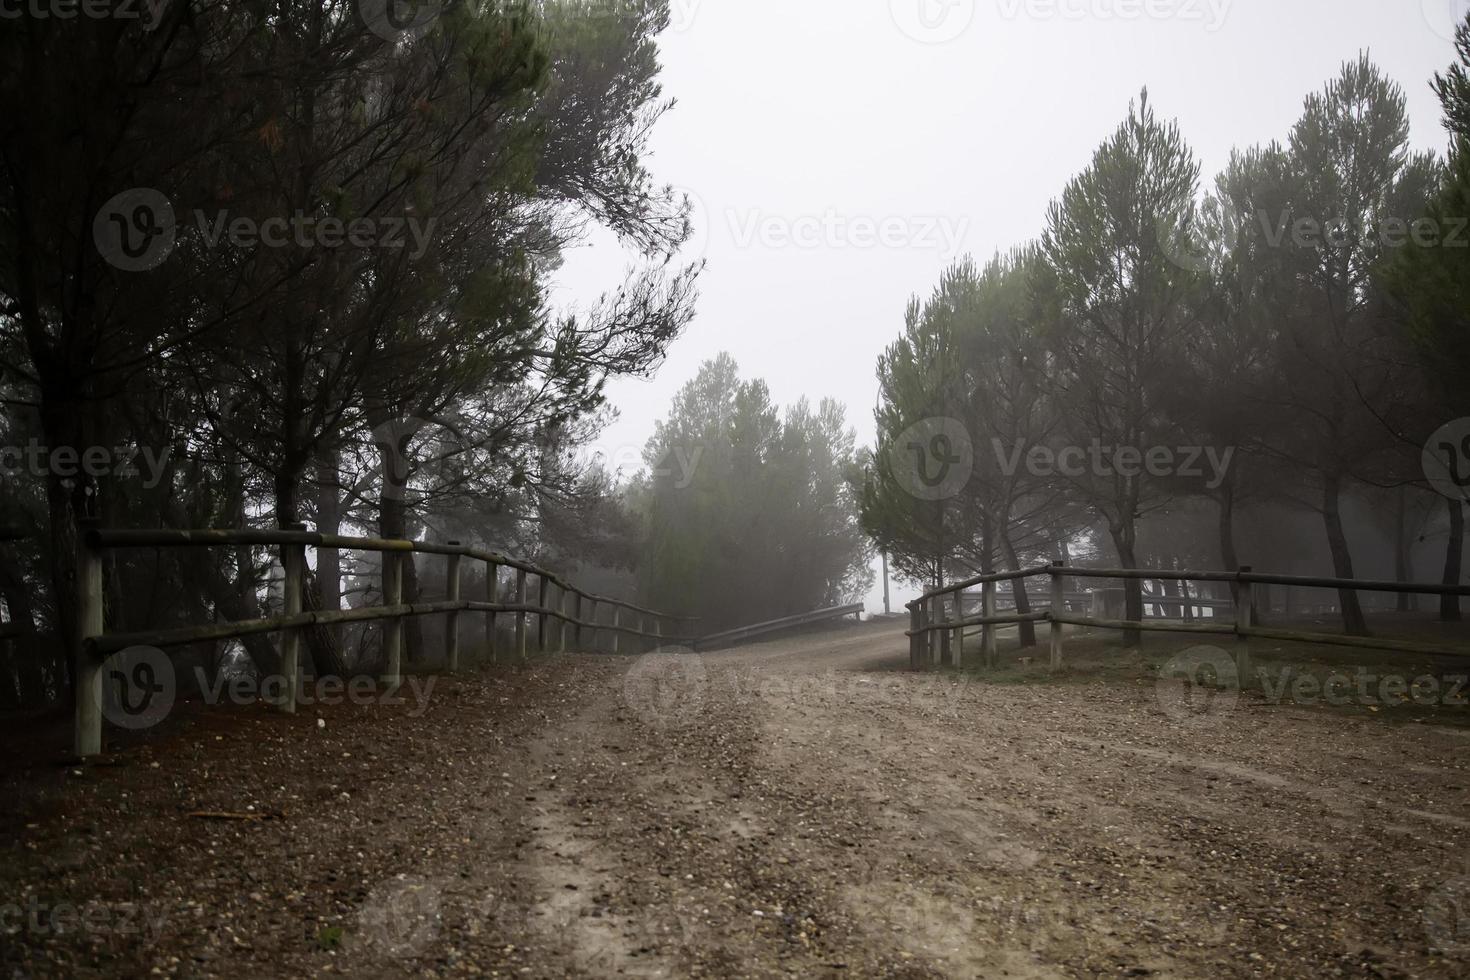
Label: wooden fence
xmin=694 ymin=603 xmax=864 ymax=651
xmin=73 ymin=523 xmax=694 ymax=757
xmin=907 ymin=562 xmax=1470 ymax=675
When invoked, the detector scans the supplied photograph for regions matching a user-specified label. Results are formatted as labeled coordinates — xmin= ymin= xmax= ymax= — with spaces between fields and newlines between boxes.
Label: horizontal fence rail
xmin=72 ymin=523 xmax=696 ymax=757
xmin=693 ymin=603 xmax=865 ymax=651
xmin=906 ymin=562 xmax=1470 ymax=673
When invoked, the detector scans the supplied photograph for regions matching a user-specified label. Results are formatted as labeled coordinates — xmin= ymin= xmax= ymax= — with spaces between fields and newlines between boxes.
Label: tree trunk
xmin=1395 ymin=488 xmax=1412 ymax=614
xmin=0 ymin=556 xmax=40 ymax=710
xmin=1217 ymin=480 xmax=1239 ymax=572
xmin=302 ymin=566 xmax=349 ymax=678
xmin=377 ymin=453 xmax=426 ymax=664
xmin=1109 ymin=520 xmax=1143 ymax=647
xmin=0 ymin=561 xmax=37 ymax=635
xmin=38 ymin=375 xmax=96 ymax=706
xmin=159 ymin=490 xmax=282 ymax=678
xmin=1056 ymin=535 xmax=1074 ymax=604
xmin=1001 ymin=530 xmax=1036 ymax=648
xmin=1322 ymin=473 xmax=1369 ymax=636
xmin=197 ymin=549 xmax=282 ymax=678
xmin=1443 ymin=497 xmax=1464 ymax=623
xmin=304 ymin=449 xmax=345 ymax=676
xmin=45 ymin=462 xmax=86 ymax=703
xmin=1160 ymin=576 xmax=1183 ymax=620
xmin=274 ymin=467 xmax=302 ymax=527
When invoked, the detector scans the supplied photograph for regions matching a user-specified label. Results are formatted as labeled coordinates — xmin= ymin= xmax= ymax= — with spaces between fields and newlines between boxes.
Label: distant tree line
xmin=632 ymin=353 xmax=873 ymax=633
xmin=862 ymin=34 xmax=1470 ymax=642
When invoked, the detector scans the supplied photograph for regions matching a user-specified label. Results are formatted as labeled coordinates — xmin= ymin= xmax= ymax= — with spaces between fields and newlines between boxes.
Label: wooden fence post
xmin=514 ymin=568 xmax=528 ymax=660
xmin=382 ymin=550 xmax=403 ymax=693
xmin=573 ymin=593 xmax=585 ymax=655
xmin=585 ymin=598 xmax=596 ymax=651
xmin=485 ymin=562 xmax=499 ymax=663
xmin=1234 ymin=566 xmax=1254 ymax=687
xmin=538 ymin=576 xmax=550 ymax=653
xmin=939 ymin=594 xmax=952 ymax=665
xmin=928 ymin=596 xmax=941 ymax=665
xmin=654 ymin=616 xmax=664 ymax=654
xmin=909 ymin=602 xmax=921 ymax=669
xmin=1049 ymin=561 xmax=1066 ymax=672
xmin=923 ymin=597 xmax=932 ymax=664
xmin=955 ymin=595 xmax=966 ymax=667
xmin=445 ymin=544 xmax=462 ymax=673
xmin=277 ymin=524 xmax=306 ymax=712
xmin=983 ymin=580 xmax=998 ymax=668
xmin=611 ymin=605 xmax=621 ymax=654
xmin=75 ymin=521 xmax=104 ymax=758
xmin=558 ymin=589 xmax=571 ymax=653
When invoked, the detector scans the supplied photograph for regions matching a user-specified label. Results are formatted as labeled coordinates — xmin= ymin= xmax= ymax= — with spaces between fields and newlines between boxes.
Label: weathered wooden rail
xmin=907 ymin=562 xmax=1470 ymax=675
xmin=693 ymin=603 xmax=864 ymax=651
xmin=73 ymin=523 xmax=695 ymax=757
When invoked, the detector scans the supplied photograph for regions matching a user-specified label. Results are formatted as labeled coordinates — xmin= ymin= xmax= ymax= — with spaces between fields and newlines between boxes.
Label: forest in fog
xmin=5 ymin=5 xmax=1470 ymax=709
xmin=0 ymin=1 xmax=705 ymax=706
xmin=862 ymin=50 xmax=1470 ymax=641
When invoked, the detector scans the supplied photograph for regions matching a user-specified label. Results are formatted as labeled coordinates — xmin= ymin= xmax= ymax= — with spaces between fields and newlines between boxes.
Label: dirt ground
xmin=3 ymin=619 xmax=1470 ymax=978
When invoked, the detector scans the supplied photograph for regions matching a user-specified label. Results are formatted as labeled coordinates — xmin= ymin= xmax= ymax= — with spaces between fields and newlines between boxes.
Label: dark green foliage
xmin=637 ymin=354 xmax=872 ymax=632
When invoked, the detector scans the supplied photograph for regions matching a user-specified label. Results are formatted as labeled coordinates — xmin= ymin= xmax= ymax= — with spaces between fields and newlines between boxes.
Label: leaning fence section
xmin=72 ymin=523 xmax=694 ymax=757
xmin=905 ymin=562 xmax=1470 ymax=675
xmin=693 ymin=603 xmax=864 ymax=651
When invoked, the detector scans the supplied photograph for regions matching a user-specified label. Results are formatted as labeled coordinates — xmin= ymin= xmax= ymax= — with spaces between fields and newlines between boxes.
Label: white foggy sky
xmin=550 ymin=0 xmax=1464 ymax=608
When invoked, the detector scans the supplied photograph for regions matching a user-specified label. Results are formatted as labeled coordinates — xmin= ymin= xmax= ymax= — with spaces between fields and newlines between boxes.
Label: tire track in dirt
xmin=5 ymin=620 xmax=1468 ymax=977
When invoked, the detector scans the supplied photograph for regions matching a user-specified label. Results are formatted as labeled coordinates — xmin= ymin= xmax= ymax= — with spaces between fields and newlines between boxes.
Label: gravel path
xmin=3 ymin=619 xmax=1469 ymax=978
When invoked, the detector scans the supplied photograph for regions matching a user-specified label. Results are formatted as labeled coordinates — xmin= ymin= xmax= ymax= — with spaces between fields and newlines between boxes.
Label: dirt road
xmin=4 ymin=620 xmax=1469 ymax=978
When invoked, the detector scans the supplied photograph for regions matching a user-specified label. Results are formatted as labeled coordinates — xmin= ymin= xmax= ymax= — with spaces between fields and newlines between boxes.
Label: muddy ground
xmin=3 ymin=619 xmax=1469 ymax=978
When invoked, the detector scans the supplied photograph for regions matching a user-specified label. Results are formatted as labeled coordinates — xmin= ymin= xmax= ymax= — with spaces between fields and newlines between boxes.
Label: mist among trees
xmin=635 ymin=353 xmax=872 ymax=633
xmin=862 ymin=46 xmax=1470 ymax=641
xmin=0 ymin=1 xmax=701 ymax=705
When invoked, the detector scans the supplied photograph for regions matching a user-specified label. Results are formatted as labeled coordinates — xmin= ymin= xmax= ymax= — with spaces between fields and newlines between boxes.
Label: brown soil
xmin=2 ymin=619 xmax=1469 ymax=978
